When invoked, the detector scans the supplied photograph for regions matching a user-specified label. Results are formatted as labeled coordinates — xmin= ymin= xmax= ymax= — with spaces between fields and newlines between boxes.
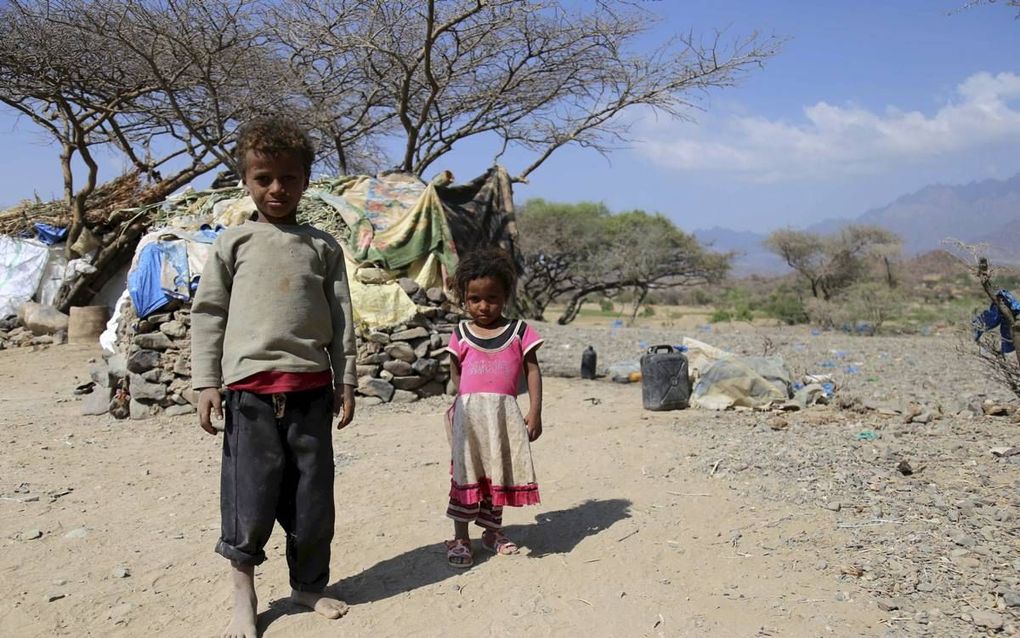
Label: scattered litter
xmin=990 ymin=446 xmax=1020 ymax=458
xmin=855 ymin=430 xmax=879 ymax=441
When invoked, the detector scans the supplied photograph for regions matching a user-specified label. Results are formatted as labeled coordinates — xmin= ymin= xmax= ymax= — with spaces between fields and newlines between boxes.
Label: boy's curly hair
xmin=235 ymin=116 xmax=315 ymax=178
xmin=450 ymin=247 xmax=518 ymax=304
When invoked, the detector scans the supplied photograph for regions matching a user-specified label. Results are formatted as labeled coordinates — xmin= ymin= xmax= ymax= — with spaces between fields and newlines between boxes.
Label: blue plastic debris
xmin=34 ymin=223 xmax=68 ymax=245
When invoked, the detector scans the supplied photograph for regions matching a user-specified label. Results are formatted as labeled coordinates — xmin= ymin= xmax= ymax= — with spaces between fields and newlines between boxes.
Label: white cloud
xmin=637 ymin=71 xmax=1020 ymax=181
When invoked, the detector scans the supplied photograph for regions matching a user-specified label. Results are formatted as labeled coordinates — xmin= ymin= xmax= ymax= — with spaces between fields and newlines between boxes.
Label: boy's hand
xmin=197 ymin=388 xmax=223 ymax=435
xmin=334 ymin=384 xmax=355 ymax=429
xmin=525 ymin=411 xmax=542 ymax=442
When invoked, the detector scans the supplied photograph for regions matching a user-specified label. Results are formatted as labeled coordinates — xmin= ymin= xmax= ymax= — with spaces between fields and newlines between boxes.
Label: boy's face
xmin=242 ymin=149 xmax=309 ymax=224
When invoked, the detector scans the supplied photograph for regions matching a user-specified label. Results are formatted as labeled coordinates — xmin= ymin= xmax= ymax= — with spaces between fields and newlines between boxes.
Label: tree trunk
xmin=557 ymin=294 xmax=587 ymax=325
xmin=628 ymin=287 xmax=648 ymax=325
xmin=60 ymin=142 xmax=81 ymax=253
xmin=511 ymin=287 xmax=546 ymax=321
xmin=884 ymin=256 xmax=897 ymax=288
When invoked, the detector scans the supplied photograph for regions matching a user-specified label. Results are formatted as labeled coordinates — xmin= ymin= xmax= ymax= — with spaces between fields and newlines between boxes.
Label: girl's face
xmin=464 ymin=276 xmax=507 ymax=328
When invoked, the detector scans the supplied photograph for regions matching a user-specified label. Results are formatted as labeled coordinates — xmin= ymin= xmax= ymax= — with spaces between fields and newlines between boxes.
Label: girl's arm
xmin=445 ymin=358 xmax=460 ymax=446
xmin=523 ymin=350 xmax=543 ymax=442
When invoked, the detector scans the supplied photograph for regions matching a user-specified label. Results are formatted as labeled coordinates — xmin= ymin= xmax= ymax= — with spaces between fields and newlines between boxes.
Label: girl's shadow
xmin=257 ymin=497 xmax=631 ymax=633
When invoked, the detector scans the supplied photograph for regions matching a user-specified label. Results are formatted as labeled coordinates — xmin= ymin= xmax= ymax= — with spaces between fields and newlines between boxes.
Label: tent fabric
xmin=438 ymin=165 xmax=518 ymax=263
xmin=343 ymin=178 xmax=458 ymax=273
xmin=0 ymin=236 xmax=50 ymax=318
xmin=348 ymin=276 xmax=418 ymax=330
xmin=127 ymin=239 xmax=191 ymax=318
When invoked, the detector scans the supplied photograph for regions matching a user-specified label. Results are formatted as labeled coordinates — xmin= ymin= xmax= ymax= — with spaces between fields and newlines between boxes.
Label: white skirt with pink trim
xmin=449 ymin=392 xmax=540 ymax=507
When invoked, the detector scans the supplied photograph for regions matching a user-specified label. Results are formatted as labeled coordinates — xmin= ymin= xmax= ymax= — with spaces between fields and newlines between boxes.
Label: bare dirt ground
xmin=1 ymin=325 xmax=1017 ymax=637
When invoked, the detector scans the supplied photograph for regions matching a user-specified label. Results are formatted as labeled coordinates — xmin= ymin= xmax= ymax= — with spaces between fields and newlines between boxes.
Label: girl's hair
xmin=235 ymin=116 xmax=315 ymax=178
xmin=450 ymin=247 xmax=517 ymax=303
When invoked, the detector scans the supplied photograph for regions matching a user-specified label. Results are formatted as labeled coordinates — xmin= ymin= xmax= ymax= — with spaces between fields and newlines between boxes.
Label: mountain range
xmin=695 ymin=173 xmax=1020 ymax=276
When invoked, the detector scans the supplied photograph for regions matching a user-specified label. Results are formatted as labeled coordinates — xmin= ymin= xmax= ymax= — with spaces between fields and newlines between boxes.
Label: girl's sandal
xmin=445 ymin=539 xmax=473 ymax=568
xmin=481 ymin=530 xmax=519 ymax=555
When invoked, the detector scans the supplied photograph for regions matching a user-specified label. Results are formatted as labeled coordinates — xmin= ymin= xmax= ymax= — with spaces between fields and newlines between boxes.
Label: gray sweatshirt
xmin=190 ymin=221 xmax=358 ymax=389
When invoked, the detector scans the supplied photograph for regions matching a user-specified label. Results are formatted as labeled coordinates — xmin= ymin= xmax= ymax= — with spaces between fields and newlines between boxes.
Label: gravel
xmin=537 ymin=321 xmax=1020 ymax=637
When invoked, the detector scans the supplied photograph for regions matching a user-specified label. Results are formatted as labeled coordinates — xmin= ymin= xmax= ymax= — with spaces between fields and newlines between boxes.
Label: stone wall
xmin=83 ymin=277 xmax=460 ymax=418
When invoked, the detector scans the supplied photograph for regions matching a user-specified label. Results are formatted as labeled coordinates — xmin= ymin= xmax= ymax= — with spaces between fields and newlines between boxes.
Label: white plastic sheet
xmin=0 ymin=236 xmax=50 ymax=318
xmin=35 ymin=245 xmax=68 ymax=306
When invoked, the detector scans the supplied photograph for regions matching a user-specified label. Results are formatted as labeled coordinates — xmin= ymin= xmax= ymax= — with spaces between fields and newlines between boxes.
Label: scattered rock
xmin=129 ymin=399 xmax=159 ymax=420
xmin=972 ymin=610 xmax=1004 ymax=630
xmin=1002 ymin=591 xmax=1020 ymax=608
xmin=391 ymin=389 xmax=419 ymax=403
xmin=358 ymin=378 xmax=395 ymax=402
xmin=163 ymin=404 xmax=194 ymax=418
xmin=111 ymin=565 xmax=131 ymax=579
xmin=81 ymin=388 xmax=112 ymax=416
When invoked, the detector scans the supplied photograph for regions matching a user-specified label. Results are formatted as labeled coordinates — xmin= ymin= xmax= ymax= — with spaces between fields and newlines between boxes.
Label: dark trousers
xmin=215 ymin=386 xmax=335 ymax=592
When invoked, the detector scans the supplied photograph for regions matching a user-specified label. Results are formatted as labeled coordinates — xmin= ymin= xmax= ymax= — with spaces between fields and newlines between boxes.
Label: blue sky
xmin=2 ymin=0 xmax=1019 ymax=233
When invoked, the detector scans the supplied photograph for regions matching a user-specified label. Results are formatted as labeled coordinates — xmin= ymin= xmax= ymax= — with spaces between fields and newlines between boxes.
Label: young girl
xmin=443 ymin=247 xmax=543 ymax=568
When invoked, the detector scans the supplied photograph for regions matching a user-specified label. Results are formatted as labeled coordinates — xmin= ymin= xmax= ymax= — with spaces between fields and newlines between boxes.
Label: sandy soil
xmin=0 ymin=336 xmax=986 ymax=638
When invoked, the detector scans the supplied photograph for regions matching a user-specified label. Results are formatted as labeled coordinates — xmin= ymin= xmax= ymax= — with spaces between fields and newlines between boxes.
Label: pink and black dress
xmin=445 ymin=319 xmax=542 ymax=529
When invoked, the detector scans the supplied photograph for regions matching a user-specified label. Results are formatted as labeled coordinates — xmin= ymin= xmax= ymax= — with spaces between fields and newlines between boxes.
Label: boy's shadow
xmin=256 ymin=498 xmax=630 ymax=634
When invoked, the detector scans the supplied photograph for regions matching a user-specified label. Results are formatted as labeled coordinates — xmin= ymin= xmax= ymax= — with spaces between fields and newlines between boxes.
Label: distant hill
xmin=809 ymin=174 xmax=1020 ymax=262
xmin=697 ymin=173 xmax=1020 ymax=276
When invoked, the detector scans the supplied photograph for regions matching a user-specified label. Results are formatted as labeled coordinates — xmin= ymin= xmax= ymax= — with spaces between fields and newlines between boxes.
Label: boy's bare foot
xmin=290 ymin=589 xmax=349 ymax=619
xmin=224 ymin=563 xmax=257 ymax=638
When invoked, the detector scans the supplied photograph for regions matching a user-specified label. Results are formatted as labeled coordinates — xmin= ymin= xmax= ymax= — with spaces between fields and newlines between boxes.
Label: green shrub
xmin=763 ymin=287 xmax=809 ymax=325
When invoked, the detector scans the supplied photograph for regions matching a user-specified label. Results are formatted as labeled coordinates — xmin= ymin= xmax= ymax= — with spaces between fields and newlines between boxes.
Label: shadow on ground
xmin=257 ymin=496 xmax=632 ymax=631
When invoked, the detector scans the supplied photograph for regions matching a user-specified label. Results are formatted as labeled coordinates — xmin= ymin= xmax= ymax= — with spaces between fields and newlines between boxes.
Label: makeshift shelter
xmin=79 ymin=167 xmax=518 ymax=419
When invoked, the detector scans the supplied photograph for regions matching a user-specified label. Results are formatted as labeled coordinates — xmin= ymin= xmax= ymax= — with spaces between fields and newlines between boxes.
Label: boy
xmin=191 ymin=116 xmax=357 ymax=638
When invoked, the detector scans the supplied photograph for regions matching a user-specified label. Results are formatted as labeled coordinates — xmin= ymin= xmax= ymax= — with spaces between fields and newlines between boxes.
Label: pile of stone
xmin=82 ymin=276 xmax=461 ymax=419
xmin=356 ymin=278 xmax=460 ymax=405
xmin=0 ymin=310 xmax=68 ymax=351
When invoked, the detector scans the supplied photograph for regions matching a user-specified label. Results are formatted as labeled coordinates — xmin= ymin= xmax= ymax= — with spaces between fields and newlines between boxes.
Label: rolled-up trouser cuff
xmin=290 ymin=578 xmax=326 ymax=593
xmin=215 ymin=539 xmax=267 ymax=566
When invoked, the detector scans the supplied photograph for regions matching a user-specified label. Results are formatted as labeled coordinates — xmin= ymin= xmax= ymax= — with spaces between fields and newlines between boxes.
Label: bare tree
xmin=0 ymin=0 xmax=155 ymax=251
xmin=516 ymin=200 xmax=729 ymax=324
xmin=269 ymin=0 xmax=398 ymax=175
xmin=279 ymin=0 xmax=780 ymax=180
xmin=1 ymin=0 xmax=288 ymax=308
xmin=948 ymin=239 xmax=1020 ymax=398
xmin=765 ymin=225 xmax=901 ymax=301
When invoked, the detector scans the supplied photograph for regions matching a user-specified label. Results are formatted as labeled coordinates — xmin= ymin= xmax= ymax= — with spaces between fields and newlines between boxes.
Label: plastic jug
xmin=640 ymin=345 xmax=690 ymax=411
xmin=581 ymin=345 xmax=597 ymax=379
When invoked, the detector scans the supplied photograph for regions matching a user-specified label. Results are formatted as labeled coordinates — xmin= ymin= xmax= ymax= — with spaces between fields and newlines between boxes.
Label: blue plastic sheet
xmin=33 ymin=223 xmax=68 ymax=245
xmin=128 ymin=240 xmax=191 ymax=318
xmin=974 ymin=289 xmax=1020 ymax=354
